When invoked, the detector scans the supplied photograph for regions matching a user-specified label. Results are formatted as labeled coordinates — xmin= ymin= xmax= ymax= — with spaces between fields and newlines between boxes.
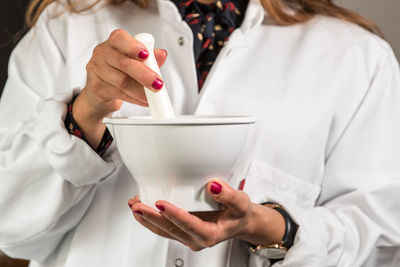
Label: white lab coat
xmin=0 ymin=0 xmax=400 ymax=266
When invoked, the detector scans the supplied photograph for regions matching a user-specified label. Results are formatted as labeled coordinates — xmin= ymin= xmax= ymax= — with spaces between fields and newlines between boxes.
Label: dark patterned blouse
xmin=171 ymin=0 xmax=248 ymax=89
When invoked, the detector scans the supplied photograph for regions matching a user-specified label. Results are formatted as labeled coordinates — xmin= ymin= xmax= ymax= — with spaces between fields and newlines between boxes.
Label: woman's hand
xmin=128 ymin=180 xmax=285 ymax=251
xmin=72 ymin=29 xmax=168 ymax=148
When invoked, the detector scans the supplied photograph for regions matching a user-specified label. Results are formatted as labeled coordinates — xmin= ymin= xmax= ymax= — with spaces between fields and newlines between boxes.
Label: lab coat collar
xmin=240 ymin=0 xmax=266 ymax=34
xmin=156 ymin=0 xmax=265 ymax=34
xmin=154 ymin=0 xmax=266 ymax=111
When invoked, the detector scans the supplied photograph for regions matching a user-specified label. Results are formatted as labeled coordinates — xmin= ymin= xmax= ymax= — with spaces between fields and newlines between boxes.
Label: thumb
xmin=207 ymin=179 xmax=250 ymax=217
xmin=154 ymin=49 xmax=167 ymax=67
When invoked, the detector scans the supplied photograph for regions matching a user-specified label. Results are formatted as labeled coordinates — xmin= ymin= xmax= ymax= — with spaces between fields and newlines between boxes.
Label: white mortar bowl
xmin=103 ymin=116 xmax=255 ymax=211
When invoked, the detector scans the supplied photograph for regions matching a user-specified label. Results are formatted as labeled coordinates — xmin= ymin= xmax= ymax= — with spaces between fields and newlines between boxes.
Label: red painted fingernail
xmin=156 ymin=205 xmax=165 ymax=212
xmin=134 ymin=210 xmax=143 ymax=215
xmin=152 ymin=78 xmax=163 ymax=90
xmin=138 ymin=49 xmax=149 ymax=60
xmin=239 ymin=179 xmax=246 ymax=191
xmin=162 ymin=49 xmax=168 ymax=56
xmin=211 ymin=182 xmax=222 ymax=194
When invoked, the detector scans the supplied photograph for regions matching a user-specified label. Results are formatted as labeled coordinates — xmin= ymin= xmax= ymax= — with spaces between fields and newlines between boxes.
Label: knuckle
xmin=225 ymin=190 xmax=248 ymax=215
xmin=197 ymin=229 xmax=219 ymax=248
xmin=117 ymin=75 xmax=129 ymax=90
xmin=92 ymin=45 xmax=104 ymax=57
xmin=90 ymin=79 xmax=102 ymax=91
xmin=119 ymin=55 xmax=131 ymax=69
xmin=226 ymin=191 xmax=240 ymax=206
xmin=109 ymin=29 xmax=125 ymax=43
xmin=201 ymin=237 xmax=218 ymax=248
xmin=86 ymin=62 xmax=93 ymax=72
xmin=189 ymin=244 xmax=204 ymax=252
xmin=208 ymin=237 xmax=218 ymax=247
xmin=235 ymin=192 xmax=251 ymax=215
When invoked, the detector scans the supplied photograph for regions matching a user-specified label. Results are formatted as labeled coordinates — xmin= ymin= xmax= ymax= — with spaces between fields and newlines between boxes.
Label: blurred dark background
xmin=0 ymin=1 xmax=31 ymax=266
xmin=0 ymin=0 xmax=30 ymax=98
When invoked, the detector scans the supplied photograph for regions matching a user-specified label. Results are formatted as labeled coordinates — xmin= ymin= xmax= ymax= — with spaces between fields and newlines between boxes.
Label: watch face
xmin=257 ymin=247 xmax=287 ymax=259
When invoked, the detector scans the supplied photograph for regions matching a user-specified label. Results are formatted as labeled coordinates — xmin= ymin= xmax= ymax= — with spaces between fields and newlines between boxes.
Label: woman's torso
xmin=28 ymin=0 xmax=390 ymax=266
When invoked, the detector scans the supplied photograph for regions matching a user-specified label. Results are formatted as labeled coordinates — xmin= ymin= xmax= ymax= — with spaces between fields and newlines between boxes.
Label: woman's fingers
xmin=207 ymin=180 xmax=251 ymax=218
xmin=90 ymin=54 xmax=148 ymax=103
xmin=129 ymin=197 xmax=175 ymax=239
xmin=154 ymin=201 xmax=223 ymax=248
xmin=83 ymin=29 xmax=168 ymax=116
xmin=130 ymin=201 xmax=195 ymax=246
xmin=108 ymin=29 xmax=149 ymax=60
xmin=107 ymin=29 xmax=168 ymax=67
xmin=133 ymin=213 xmax=177 ymax=240
xmin=106 ymin=29 xmax=166 ymax=91
xmin=91 ymin=73 xmax=148 ymax=107
xmin=127 ymin=182 xmax=253 ymax=252
xmin=82 ymin=29 xmax=169 ymax=117
xmin=111 ymin=87 xmax=149 ymax=107
xmin=104 ymin=46 xmax=163 ymax=92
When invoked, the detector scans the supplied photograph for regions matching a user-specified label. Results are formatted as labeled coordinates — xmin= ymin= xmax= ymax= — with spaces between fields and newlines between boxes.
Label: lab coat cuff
xmin=243 ymin=162 xmax=331 ymax=265
xmin=248 ymin=203 xmax=332 ymax=266
xmin=34 ymin=90 xmax=117 ymax=187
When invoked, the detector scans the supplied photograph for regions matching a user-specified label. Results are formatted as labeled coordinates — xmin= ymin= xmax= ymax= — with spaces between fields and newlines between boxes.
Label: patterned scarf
xmin=171 ymin=0 xmax=249 ymax=90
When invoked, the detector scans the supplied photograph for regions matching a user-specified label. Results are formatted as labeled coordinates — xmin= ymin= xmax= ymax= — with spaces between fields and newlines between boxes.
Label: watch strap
xmin=262 ymin=202 xmax=298 ymax=249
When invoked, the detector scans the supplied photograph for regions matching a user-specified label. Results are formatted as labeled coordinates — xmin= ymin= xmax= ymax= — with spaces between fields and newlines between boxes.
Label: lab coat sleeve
xmin=277 ymin=47 xmax=400 ymax=265
xmin=0 ymin=10 xmax=116 ymax=261
xmin=245 ymin=45 xmax=400 ymax=266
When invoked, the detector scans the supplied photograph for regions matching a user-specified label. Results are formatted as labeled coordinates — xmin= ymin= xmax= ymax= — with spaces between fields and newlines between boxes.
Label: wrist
xmin=74 ymin=89 xmax=112 ymax=121
xmin=72 ymin=91 xmax=109 ymax=149
xmin=238 ymin=203 xmax=285 ymax=246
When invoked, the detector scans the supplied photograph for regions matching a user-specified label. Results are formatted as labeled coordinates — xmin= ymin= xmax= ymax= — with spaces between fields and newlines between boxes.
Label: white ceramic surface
xmin=134 ymin=33 xmax=176 ymax=119
xmin=103 ymin=116 xmax=255 ymax=211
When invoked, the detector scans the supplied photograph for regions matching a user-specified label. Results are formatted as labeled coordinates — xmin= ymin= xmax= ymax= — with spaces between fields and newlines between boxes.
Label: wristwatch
xmin=248 ymin=202 xmax=298 ymax=260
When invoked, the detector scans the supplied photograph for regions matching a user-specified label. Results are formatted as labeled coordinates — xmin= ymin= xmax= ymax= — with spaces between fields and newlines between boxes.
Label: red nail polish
xmin=138 ymin=49 xmax=149 ymax=60
xmin=152 ymin=78 xmax=163 ymax=90
xmin=210 ymin=182 xmax=222 ymax=194
xmin=156 ymin=205 xmax=165 ymax=212
xmin=134 ymin=210 xmax=143 ymax=215
xmin=239 ymin=179 xmax=246 ymax=191
xmin=162 ymin=49 xmax=168 ymax=56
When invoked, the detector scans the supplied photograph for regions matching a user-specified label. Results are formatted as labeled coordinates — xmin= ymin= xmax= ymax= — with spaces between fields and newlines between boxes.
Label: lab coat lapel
xmin=194 ymin=0 xmax=265 ymax=114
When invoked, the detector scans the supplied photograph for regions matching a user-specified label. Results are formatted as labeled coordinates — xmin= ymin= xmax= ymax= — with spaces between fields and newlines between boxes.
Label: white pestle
xmin=134 ymin=33 xmax=176 ymax=119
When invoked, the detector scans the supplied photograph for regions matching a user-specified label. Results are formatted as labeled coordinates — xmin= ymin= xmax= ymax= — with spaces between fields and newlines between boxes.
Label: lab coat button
xmin=175 ymin=258 xmax=184 ymax=267
xmin=178 ymin=36 xmax=185 ymax=46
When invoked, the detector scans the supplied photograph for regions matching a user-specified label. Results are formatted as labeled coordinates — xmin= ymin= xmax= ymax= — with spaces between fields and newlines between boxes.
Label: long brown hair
xmin=25 ymin=0 xmax=383 ymax=37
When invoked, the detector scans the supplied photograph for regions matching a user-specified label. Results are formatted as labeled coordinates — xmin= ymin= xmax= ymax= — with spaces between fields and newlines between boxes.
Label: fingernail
xmin=239 ymin=179 xmax=246 ymax=191
xmin=156 ymin=204 xmax=165 ymax=212
xmin=152 ymin=78 xmax=163 ymax=90
xmin=138 ymin=49 xmax=149 ymax=60
xmin=210 ymin=182 xmax=222 ymax=194
xmin=134 ymin=210 xmax=143 ymax=215
xmin=128 ymin=199 xmax=135 ymax=207
xmin=162 ymin=49 xmax=168 ymax=56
